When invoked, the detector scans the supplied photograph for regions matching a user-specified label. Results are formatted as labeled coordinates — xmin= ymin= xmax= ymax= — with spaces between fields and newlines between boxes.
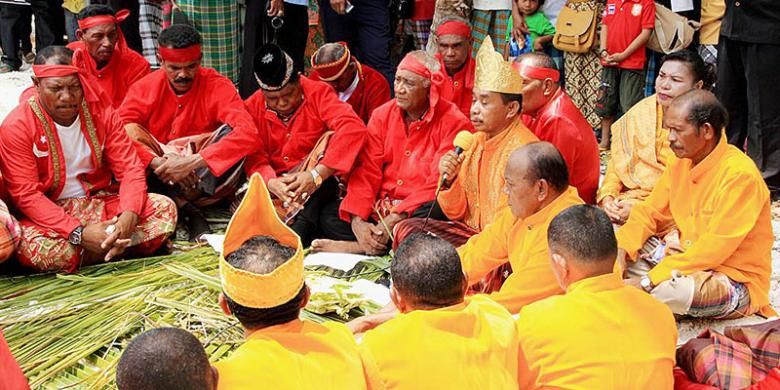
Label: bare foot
xmin=311 ymin=239 xmax=367 ymax=254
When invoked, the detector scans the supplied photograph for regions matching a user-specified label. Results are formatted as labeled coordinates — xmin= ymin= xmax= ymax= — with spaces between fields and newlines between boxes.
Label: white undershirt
xmin=338 ymin=72 xmax=360 ymax=102
xmin=55 ymin=117 xmax=93 ymax=200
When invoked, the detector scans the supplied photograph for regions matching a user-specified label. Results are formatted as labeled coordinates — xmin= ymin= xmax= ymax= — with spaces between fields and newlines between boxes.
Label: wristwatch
xmin=310 ymin=168 xmax=323 ymax=187
xmin=639 ymin=276 xmax=655 ymax=293
xmin=68 ymin=226 xmax=84 ymax=246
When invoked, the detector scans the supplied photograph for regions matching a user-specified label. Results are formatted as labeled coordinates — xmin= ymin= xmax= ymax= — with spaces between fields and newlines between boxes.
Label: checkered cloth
xmin=139 ymin=0 xmax=165 ymax=68
xmin=698 ymin=44 xmax=718 ymax=66
xmin=177 ymin=0 xmax=241 ymax=83
xmin=471 ymin=9 xmax=511 ymax=58
xmin=404 ymin=19 xmax=433 ymax=51
xmin=677 ymin=319 xmax=780 ymax=389
xmin=644 ymin=49 xmax=662 ymax=97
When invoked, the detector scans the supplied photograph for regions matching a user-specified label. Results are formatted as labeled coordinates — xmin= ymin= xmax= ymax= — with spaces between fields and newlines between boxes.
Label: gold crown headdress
xmin=219 ymin=174 xmax=304 ymax=309
xmin=475 ymin=37 xmax=524 ymax=94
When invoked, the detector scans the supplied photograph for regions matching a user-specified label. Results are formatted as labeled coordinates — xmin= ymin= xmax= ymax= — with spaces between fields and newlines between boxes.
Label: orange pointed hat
xmin=219 ymin=173 xmax=304 ymax=309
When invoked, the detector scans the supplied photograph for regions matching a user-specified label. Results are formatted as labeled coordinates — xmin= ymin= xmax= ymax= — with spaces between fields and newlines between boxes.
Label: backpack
xmin=553 ymin=0 xmax=599 ymax=54
xmin=647 ymin=3 xmax=698 ymax=54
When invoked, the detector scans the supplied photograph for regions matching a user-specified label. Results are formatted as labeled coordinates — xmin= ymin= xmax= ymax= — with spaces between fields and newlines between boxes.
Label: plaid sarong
xmin=0 ymin=199 xmax=20 ymax=263
xmin=177 ymin=0 xmax=240 ymax=83
xmin=470 ymin=9 xmax=511 ymax=58
xmin=403 ymin=19 xmax=433 ymax=50
xmin=644 ymin=49 xmax=662 ymax=97
xmin=139 ymin=0 xmax=164 ymax=68
xmin=677 ymin=319 xmax=780 ymax=389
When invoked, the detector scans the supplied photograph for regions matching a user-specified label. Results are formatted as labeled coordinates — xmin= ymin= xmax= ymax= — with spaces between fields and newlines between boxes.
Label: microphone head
xmin=453 ymin=131 xmax=475 ymax=152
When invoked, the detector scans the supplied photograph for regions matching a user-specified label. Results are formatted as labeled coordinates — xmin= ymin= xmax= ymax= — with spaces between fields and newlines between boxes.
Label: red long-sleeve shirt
xmin=339 ymin=98 xmax=473 ymax=221
xmin=437 ymin=55 xmax=475 ymax=117
xmin=244 ymin=77 xmax=368 ymax=181
xmin=522 ymin=89 xmax=600 ymax=204
xmin=119 ymin=67 xmax=261 ymax=177
xmin=310 ymin=61 xmax=391 ymax=124
xmin=0 ymin=95 xmax=147 ymax=239
xmin=67 ymin=40 xmax=150 ymax=108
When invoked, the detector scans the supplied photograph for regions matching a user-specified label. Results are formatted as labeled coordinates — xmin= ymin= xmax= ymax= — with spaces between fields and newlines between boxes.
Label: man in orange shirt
xmin=458 ymin=142 xmax=583 ymax=313
xmin=617 ymin=90 xmax=775 ymax=319
xmin=351 ymin=233 xmax=519 ymax=389
xmin=518 ymin=205 xmax=676 ymax=389
xmin=309 ymin=42 xmax=391 ymax=123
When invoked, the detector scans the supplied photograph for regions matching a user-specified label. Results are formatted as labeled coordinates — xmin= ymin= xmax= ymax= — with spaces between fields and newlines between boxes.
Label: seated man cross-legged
xmin=351 ymin=233 xmax=520 ymax=389
xmin=458 ymin=142 xmax=583 ymax=314
xmin=324 ymin=50 xmax=473 ymax=255
xmin=616 ymin=90 xmax=776 ymax=319
xmin=518 ymin=205 xmax=677 ymax=389
xmin=0 ymin=46 xmax=176 ymax=273
xmin=121 ymin=24 xmax=261 ymax=240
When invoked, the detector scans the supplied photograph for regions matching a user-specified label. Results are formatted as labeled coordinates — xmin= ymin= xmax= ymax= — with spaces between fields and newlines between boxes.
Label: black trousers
xmin=718 ymin=37 xmax=780 ymax=189
xmin=320 ymin=0 xmax=394 ymax=85
xmin=239 ymin=0 xmax=267 ymax=98
xmin=0 ymin=1 xmax=64 ymax=69
xmin=276 ymin=3 xmax=308 ymax=75
xmin=291 ymin=178 xmax=354 ymax=247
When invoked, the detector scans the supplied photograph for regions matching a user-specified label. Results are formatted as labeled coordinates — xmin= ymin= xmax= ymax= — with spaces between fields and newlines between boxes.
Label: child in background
xmin=508 ymin=0 xmax=556 ymax=59
xmin=595 ymin=0 xmax=655 ymax=150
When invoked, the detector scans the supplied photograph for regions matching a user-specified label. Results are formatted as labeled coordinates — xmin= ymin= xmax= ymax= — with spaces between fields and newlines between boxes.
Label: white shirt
xmin=338 ymin=72 xmax=360 ymax=102
xmin=542 ymin=0 xmax=567 ymax=25
xmin=473 ymin=0 xmax=512 ymax=11
xmin=55 ymin=117 xmax=94 ymax=200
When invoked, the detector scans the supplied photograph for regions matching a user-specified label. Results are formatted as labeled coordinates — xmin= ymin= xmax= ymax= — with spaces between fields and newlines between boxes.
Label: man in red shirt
xmin=518 ymin=52 xmax=600 ymax=204
xmin=596 ymin=0 xmax=655 ymax=149
xmin=0 ymin=47 xmax=176 ymax=273
xmin=434 ymin=19 xmax=475 ymax=117
xmin=317 ymin=51 xmax=472 ymax=255
xmin=120 ymin=25 xmax=261 ymax=240
xmin=67 ymin=5 xmax=150 ymax=108
xmin=309 ymin=42 xmax=391 ymax=124
xmin=243 ymin=44 xmax=368 ymax=246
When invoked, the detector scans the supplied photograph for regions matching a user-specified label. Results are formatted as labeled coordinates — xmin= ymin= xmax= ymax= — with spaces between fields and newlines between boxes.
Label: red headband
xmin=436 ymin=21 xmax=471 ymax=38
xmin=159 ymin=44 xmax=202 ymax=63
xmin=32 ymin=59 xmax=101 ymax=103
xmin=398 ymin=54 xmax=444 ymax=111
xmin=77 ymin=9 xmax=130 ymax=30
xmin=517 ymin=63 xmax=560 ymax=82
xmin=312 ymin=42 xmax=351 ymax=81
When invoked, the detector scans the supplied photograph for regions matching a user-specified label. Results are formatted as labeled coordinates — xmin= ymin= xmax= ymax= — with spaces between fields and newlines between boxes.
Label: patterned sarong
xmin=393 ymin=218 xmax=511 ymax=294
xmin=0 ymin=199 xmax=20 ymax=263
xmin=177 ymin=0 xmax=240 ymax=83
xmin=16 ymin=193 xmax=177 ymax=273
xmin=677 ymin=319 xmax=780 ymax=389
xmin=139 ymin=0 xmax=165 ymax=68
xmin=470 ymin=9 xmax=511 ymax=58
xmin=404 ymin=19 xmax=433 ymax=50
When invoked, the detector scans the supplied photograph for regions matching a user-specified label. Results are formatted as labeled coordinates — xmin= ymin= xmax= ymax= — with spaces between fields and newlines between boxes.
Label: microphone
xmin=441 ymin=131 xmax=475 ymax=186
xmin=422 ymin=131 xmax=474 ymax=233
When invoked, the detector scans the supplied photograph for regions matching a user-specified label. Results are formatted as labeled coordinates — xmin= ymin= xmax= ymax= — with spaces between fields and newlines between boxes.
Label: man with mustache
xmin=616 ymin=89 xmax=775 ymax=319
xmin=67 ymin=5 xmax=150 ymax=108
xmin=120 ymin=24 xmax=261 ymax=241
xmin=0 ymin=46 xmax=176 ymax=273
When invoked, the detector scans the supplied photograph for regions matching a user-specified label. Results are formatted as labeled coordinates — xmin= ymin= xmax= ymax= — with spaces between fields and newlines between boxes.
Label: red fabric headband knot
xmin=77 ymin=9 xmax=130 ymax=30
xmin=159 ymin=44 xmax=202 ymax=63
xmin=517 ymin=63 xmax=561 ymax=82
xmin=312 ymin=42 xmax=352 ymax=81
xmin=436 ymin=20 xmax=471 ymax=38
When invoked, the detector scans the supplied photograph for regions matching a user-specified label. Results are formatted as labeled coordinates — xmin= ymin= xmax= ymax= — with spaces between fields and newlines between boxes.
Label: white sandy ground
xmin=1 ymin=70 xmax=778 ymax=345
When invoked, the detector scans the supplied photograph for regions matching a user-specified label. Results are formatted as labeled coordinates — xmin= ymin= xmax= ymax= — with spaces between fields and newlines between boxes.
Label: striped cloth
xmin=470 ymin=9 xmax=511 ymax=58
xmin=177 ymin=0 xmax=241 ymax=83
xmin=139 ymin=0 xmax=165 ymax=68
xmin=677 ymin=319 xmax=780 ymax=389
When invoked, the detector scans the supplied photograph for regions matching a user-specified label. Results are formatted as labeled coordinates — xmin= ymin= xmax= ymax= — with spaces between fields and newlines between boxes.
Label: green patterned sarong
xmin=177 ymin=0 xmax=241 ymax=84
